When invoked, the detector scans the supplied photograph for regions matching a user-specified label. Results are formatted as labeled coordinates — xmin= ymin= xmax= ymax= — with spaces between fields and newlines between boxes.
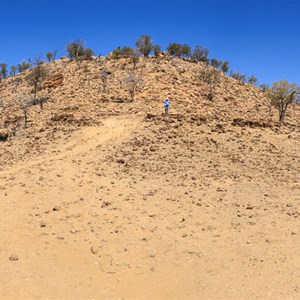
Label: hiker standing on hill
xmin=164 ymin=98 xmax=170 ymax=114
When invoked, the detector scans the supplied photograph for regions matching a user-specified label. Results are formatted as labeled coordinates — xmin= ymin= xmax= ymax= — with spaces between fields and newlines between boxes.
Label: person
xmin=164 ymin=98 xmax=170 ymax=114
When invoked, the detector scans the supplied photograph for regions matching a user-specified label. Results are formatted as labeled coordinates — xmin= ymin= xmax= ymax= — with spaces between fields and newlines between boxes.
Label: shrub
xmin=230 ymin=72 xmax=246 ymax=83
xmin=210 ymin=58 xmax=222 ymax=69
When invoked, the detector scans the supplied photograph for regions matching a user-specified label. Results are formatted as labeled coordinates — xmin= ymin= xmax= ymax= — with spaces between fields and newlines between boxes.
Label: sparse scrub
xmin=265 ymin=80 xmax=300 ymax=126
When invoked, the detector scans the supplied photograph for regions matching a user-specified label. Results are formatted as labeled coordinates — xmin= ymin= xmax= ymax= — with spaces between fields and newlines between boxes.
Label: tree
xmin=181 ymin=44 xmax=191 ymax=58
xmin=66 ymin=39 xmax=85 ymax=59
xmin=10 ymin=65 xmax=18 ymax=77
xmin=198 ymin=66 xmax=220 ymax=100
xmin=17 ymin=60 xmax=30 ymax=73
xmin=0 ymin=63 xmax=8 ymax=80
xmin=111 ymin=47 xmax=122 ymax=59
xmin=131 ymin=49 xmax=141 ymax=70
xmin=259 ymin=83 xmax=269 ymax=92
xmin=265 ymin=80 xmax=300 ymax=126
xmin=99 ymin=69 xmax=110 ymax=93
xmin=136 ymin=35 xmax=153 ymax=57
xmin=84 ymin=48 xmax=94 ymax=58
xmin=25 ymin=63 xmax=48 ymax=98
xmin=220 ymin=61 xmax=229 ymax=73
xmin=210 ymin=58 xmax=222 ymax=69
xmin=121 ymin=72 xmax=144 ymax=101
xmin=247 ymin=75 xmax=258 ymax=85
xmin=167 ymin=43 xmax=182 ymax=57
xmin=17 ymin=94 xmax=35 ymax=128
xmin=46 ymin=52 xmax=52 ymax=62
xmin=121 ymin=46 xmax=134 ymax=57
xmin=191 ymin=45 xmax=209 ymax=63
xmin=153 ymin=44 xmax=161 ymax=57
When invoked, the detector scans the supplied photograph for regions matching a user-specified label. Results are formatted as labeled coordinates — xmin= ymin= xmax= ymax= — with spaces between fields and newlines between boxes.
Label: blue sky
xmin=1 ymin=0 xmax=299 ymax=86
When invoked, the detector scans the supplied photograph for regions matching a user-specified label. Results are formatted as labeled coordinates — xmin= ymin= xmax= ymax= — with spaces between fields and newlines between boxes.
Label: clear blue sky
xmin=1 ymin=0 xmax=299 ymax=86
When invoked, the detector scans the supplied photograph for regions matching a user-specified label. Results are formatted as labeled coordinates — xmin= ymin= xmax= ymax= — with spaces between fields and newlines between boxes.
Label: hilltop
xmin=0 ymin=56 xmax=299 ymax=299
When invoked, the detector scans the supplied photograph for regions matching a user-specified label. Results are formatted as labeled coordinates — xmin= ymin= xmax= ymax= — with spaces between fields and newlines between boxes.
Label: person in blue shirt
xmin=164 ymin=98 xmax=170 ymax=114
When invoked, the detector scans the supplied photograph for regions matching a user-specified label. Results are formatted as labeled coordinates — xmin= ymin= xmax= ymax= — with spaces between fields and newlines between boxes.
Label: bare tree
xmin=17 ymin=94 xmax=35 ymax=128
xmin=99 ymin=69 xmax=110 ymax=93
xmin=121 ymin=72 xmax=144 ymax=101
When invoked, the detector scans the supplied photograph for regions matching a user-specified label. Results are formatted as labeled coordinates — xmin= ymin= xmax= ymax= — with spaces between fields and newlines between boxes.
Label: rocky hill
xmin=0 ymin=55 xmax=299 ymax=299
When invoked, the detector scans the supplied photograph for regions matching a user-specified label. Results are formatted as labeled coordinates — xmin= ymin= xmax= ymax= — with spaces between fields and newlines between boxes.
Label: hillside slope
xmin=0 ymin=56 xmax=299 ymax=299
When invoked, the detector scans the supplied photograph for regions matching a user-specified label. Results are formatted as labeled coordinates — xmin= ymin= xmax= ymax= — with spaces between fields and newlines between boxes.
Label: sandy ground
xmin=0 ymin=115 xmax=299 ymax=299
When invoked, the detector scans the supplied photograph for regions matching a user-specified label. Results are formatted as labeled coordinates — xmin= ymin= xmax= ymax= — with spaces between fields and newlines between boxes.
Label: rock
xmin=9 ymin=254 xmax=19 ymax=261
xmin=40 ymin=221 xmax=47 ymax=228
xmin=44 ymin=73 xmax=64 ymax=89
xmin=116 ymin=158 xmax=125 ymax=164
xmin=91 ymin=246 xmax=99 ymax=254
